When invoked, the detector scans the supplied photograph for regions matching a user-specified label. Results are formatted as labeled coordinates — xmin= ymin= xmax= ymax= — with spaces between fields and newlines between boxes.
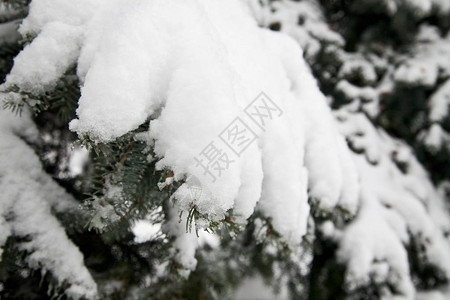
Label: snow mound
xmin=0 ymin=109 xmax=97 ymax=299
xmin=335 ymin=109 xmax=450 ymax=298
xmin=1 ymin=0 xmax=358 ymax=269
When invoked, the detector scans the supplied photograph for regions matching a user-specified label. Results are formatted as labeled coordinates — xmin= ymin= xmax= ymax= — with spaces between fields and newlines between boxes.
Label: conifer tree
xmin=0 ymin=0 xmax=449 ymax=299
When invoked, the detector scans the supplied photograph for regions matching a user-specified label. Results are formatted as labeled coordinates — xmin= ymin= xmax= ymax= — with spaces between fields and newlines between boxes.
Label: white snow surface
xmin=247 ymin=0 xmax=344 ymax=60
xmin=0 ymin=109 xmax=97 ymax=299
xmin=246 ymin=1 xmax=450 ymax=297
xmin=163 ymin=202 xmax=198 ymax=277
xmin=1 ymin=0 xmax=359 ymax=255
xmin=2 ymin=0 xmax=450 ymax=296
xmin=394 ymin=25 xmax=450 ymax=88
xmin=335 ymin=109 xmax=450 ymax=298
xmin=132 ymin=220 xmax=162 ymax=244
xmin=429 ymin=79 xmax=450 ymax=123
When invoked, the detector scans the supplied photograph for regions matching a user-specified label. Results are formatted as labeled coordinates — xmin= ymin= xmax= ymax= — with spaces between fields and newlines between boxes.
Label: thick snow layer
xmin=335 ymin=109 xmax=450 ymax=298
xmin=19 ymin=0 xmax=99 ymax=35
xmin=5 ymin=22 xmax=82 ymax=94
xmin=2 ymin=0 xmax=359 ymax=250
xmin=0 ymin=109 xmax=97 ymax=299
xmin=247 ymin=1 xmax=450 ymax=297
xmin=337 ymin=191 xmax=413 ymax=297
xmin=3 ymin=0 xmax=101 ymax=94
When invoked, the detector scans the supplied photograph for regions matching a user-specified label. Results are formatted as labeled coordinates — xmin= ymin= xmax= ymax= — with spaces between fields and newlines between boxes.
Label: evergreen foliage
xmin=0 ymin=0 xmax=449 ymax=299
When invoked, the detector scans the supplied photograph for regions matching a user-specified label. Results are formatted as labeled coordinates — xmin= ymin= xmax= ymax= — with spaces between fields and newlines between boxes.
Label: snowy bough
xmin=0 ymin=0 xmax=449 ymax=299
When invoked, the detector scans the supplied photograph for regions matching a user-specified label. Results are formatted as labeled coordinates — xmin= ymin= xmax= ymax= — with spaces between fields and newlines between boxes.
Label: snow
xmin=1 ymin=0 xmax=450 ymax=299
xmin=264 ymin=1 xmax=450 ymax=165
xmin=68 ymin=146 xmax=89 ymax=177
xmin=0 ymin=0 xmax=449 ymax=297
xmin=3 ymin=0 xmax=100 ymax=94
xmin=246 ymin=0 xmax=344 ymax=60
xmin=337 ymin=191 xmax=413 ymax=297
xmin=89 ymin=197 xmax=120 ymax=232
xmin=417 ymin=285 xmax=450 ymax=300
xmin=422 ymin=123 xmax=450 ymax=150
xmin=197 ymin=230 xmax=220 ymax=249
xmin=19 ymin=0 xmax=98 ymax=35
xmin=429 ymin=79 xmax=450 ymax=123
xmin=163 ymin=202 xmax=198 ymax=277
xmin=414 ymin=35 xmax=450 ymax=152
xmin=132 ymin=206 xmax=165 ymax=244
xmin=319 ymin=220 xmax=335 ymax=238
xmin=334 ymin=109 xmax=450 ymax=298
xmin=301 ymin=82 xmax=357 ymax=212
xmin=394 ymin=60 xmax=439 ymax=87
xmin=335 ymin=109 xmax=382 ymax=164
xmin=339 ymin=56 xmax=378 ymax=85
xmin=1 ymin=0 xmax=359 ymax=251
xmin=394 ymin=25 xmax=450 ymax=88
xmin=132 ymin=220 xmax=162 ymax=244
xmin=336 ymin=80 xmax=377 ymax=103
xmin=0 ymin=108 xmax=97 ymax=299
xmin=5 ymin=22 xmax=83 ymax=94
xmin=259 ymin=3 xmax=450 ymax=294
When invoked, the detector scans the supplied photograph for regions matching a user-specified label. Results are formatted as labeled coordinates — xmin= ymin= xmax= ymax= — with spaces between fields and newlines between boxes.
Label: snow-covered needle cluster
xmin=0 ymin=0 xmax=449 ymax=299
xmin=2 ymin=0 xmax=357 ymax=270
xmin=253 ymin=0 xmax=450 ymax=298
xmin=0 ymin=109 xmax=97 ymax=299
